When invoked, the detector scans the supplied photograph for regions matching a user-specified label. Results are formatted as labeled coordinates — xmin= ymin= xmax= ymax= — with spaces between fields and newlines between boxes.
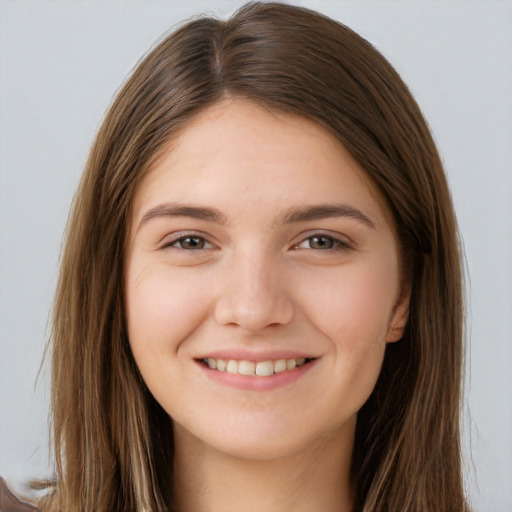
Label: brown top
xmin=0 ymin=479 xmax=39 ymax=512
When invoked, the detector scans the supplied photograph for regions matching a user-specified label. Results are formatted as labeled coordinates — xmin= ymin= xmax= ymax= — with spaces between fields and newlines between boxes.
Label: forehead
xmin=131 ymin=98 xmax=393 ymax=230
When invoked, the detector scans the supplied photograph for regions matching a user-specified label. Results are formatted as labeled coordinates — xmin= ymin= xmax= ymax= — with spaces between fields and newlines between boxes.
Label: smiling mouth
xmin=199 ymin=357 xmax=315 ymax=377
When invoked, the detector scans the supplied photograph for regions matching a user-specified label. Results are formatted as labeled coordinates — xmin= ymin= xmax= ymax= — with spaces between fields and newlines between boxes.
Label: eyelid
xmin=157 ymin=229 xmax=353 ymax=251
xmin=292 ymin=231 xmax=354 ymax=250
xmin=159 ymin=231 xmax=216 ymax=250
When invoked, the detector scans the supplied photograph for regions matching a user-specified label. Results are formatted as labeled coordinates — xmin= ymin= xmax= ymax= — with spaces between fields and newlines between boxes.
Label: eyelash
xmin=292 ymin=234 xmax=352 ymax=251
xmin=161 ymin=232 xmax=352 ymax=252
xmin=161 ymin=234 xmax=214 ymax=251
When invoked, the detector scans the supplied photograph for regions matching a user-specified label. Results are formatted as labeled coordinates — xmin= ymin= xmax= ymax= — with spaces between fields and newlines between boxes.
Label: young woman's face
xmin=125 ymin=99 xmax=409 ymax=461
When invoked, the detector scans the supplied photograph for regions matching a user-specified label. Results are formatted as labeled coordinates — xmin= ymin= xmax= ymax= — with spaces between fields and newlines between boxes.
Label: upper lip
xmin=195 ymin=349 xmax=318 ymax=362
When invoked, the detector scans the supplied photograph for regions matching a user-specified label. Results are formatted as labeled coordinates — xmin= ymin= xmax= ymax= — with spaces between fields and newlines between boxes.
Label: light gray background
xmin=1 ymin=1 xmax=511 ymax=510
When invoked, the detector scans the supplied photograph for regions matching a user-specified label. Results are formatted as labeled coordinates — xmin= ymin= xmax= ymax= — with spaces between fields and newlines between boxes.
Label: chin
xmin=174 ymin=410 xmax=356 ymax=463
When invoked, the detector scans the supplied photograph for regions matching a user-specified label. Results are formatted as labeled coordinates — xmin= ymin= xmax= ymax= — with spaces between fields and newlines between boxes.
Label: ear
xmin=385 ymin=286 xmax=411 ymax=343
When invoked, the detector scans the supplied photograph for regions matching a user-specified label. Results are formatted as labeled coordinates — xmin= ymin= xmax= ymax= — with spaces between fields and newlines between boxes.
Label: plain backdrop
xmin=0 ymin=1 xmax=511 ymax=510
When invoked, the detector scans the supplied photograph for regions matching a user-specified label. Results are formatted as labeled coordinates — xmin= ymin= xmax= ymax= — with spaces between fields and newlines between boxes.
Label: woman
xmin=1 ymin=2 xmax=470 ymax=511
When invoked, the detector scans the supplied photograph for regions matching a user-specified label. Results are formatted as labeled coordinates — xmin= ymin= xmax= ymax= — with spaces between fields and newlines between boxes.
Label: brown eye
xmin=177 ymin=236 xmax=206 ymax=250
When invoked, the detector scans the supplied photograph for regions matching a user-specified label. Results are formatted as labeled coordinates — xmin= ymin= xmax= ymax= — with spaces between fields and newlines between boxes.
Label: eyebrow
xmin=138 ymin=203 xmax=228 ymax=230
xmin=277 ymin=203 xmax=376 ymax=229
xmin=137 ymin=201 xmax=376 ymax=231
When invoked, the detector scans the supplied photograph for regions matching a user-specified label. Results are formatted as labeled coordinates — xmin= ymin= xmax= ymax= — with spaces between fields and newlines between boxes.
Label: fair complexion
xmin=125 ymin=99 xmax=409 ymax=512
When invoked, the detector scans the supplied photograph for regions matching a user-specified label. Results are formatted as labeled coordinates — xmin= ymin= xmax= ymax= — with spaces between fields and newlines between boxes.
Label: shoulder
xmin=0 ymin=478 xmax=39 ymax=512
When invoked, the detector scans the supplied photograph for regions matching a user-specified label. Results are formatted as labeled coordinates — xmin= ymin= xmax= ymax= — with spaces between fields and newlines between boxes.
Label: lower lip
xmin=196 ymin=359 xmax=317 ymax=391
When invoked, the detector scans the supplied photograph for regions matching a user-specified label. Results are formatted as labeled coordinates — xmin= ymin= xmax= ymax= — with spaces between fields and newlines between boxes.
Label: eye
xmin=177 ymin=236 xmax=206 ymax=250
xmin=162 ymin=234 xmax=213 ymax=250
xmin=294 ymin=233 xmax=351 ymax=251
xmin=307 ymin=235 xmax=335 ymax=250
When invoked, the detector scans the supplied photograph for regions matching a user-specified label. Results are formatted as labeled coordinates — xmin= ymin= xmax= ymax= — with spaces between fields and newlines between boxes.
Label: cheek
xmin=299 ymin=262 xmax=396 ymax=414
xmin=299 ymin=259 xmax=399 ymax=346
xmin=125 ymin=263 xmax=211 ymax=359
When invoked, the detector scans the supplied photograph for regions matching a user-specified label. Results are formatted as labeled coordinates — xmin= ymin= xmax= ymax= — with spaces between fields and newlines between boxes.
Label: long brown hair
xmin=42 ymin=2 xmax=469 ymax=511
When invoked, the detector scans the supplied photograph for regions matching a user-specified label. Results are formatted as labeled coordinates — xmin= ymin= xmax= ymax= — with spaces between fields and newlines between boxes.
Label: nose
xmin=214 ymin=250 xmax=294 ymax=333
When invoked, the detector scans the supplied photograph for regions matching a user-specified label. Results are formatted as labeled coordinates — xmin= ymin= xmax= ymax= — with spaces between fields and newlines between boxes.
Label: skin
xmin=125 ymin=98 xmax=409 ymax=512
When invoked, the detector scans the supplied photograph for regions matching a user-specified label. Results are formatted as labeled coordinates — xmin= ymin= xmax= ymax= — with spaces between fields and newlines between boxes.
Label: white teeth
xmin=203 ymin=357 xmax=310 ymax=377
xmin=255 ymin=360 xmax=274 ymax=377
xmin=238 ymin=360 xmax=255 ymax=376
xmin=274 ymin=359 xmax=287 ymax=373
xmin=226 ymin=360 xmax=238 ymax=374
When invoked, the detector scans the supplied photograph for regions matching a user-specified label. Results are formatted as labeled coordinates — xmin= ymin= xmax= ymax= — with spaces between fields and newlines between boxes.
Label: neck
xmin=172 ymin=420 xmax=356 ymax=512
